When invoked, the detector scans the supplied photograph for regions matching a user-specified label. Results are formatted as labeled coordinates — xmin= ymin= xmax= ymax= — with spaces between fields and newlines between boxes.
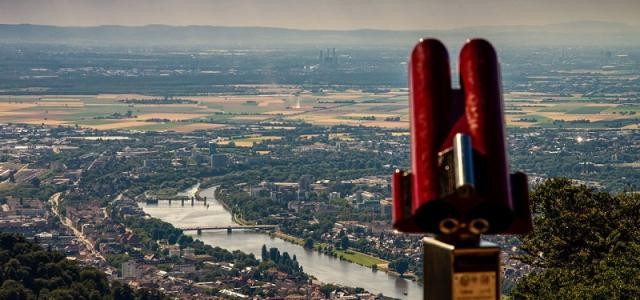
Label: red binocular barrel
xmin=408 ymin=39 xmax=457 ymax=232
xmin=458 ymin=39 xmax=514 ymax=232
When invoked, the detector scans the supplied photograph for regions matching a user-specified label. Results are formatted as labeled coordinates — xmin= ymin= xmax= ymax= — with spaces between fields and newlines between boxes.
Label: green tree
xmin=513 ymin=178 xmax=640 ymax=299
xmin=320 ymin=284 xmax=339 ymax=298
xmin=390 ymin=257 xmax=410 ymax=276
xmin=261 ymin=244 xmax=269 ymax=261
xmin=303 ymin=238 xmax=314 ymax=249
xmin=0 ymin=280 xmax=34 ymax=299
xmin=111 ymin=281 xmax=135 ymax=300
xmin=340 ymin=235 xmax=349 ymax=250
xmin=0 ymin=233 xmax=168 ymax=299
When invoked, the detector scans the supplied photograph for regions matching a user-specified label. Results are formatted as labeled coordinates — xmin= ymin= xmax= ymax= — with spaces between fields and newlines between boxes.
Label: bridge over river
xmin=141 ymin=185 xmax=422 ymax=298
xmin=178 ymin=225 xmax=278 ymax=234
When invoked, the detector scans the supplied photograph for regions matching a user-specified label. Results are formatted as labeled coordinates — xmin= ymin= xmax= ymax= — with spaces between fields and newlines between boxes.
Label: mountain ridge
xmin=0 ymin=21 xmax=638 ymax=47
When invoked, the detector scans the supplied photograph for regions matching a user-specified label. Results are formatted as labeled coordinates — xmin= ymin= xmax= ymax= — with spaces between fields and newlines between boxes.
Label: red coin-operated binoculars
xmin=392 ymin=38 xmax=532 ymax=299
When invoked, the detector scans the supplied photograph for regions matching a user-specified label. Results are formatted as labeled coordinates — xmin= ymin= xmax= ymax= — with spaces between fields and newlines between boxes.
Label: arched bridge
xmin=178 ymin=225 xmax=278 ymax=234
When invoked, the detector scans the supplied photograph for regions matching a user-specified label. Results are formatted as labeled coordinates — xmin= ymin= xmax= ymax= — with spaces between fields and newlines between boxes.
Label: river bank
xmin=156 ymin=184 xmax=400 ymax=276
xmin=271 ymin=231 xmax=390 ymax=269
xmin=141 ymin=184 xmax=423 ymax=298
xmin=205 ymin=185 xmax=392 ymax=269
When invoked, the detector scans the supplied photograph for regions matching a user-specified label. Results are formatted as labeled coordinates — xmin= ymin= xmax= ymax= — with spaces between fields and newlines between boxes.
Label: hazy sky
xmin=0 ymin=0 xmax=638 ymax=30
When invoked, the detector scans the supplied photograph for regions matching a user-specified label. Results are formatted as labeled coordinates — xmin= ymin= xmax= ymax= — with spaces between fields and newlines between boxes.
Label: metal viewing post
xmin=391 ymin=38 xmax=533 ymax=299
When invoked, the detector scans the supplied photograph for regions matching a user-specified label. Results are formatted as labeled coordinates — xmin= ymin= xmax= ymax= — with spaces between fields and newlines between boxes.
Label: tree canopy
xmin=390 ymin=257 xmax=410 ymax=276
xmin=0 ymin=233 xmax=166 ymax=300
xmin=513 ymin=178 xmax=640 ymax=299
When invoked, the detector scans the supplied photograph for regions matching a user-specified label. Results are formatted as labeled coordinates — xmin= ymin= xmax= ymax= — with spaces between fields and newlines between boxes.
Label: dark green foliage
xmin=261 ymin=245 xmax=268 ymax=261
xmin=513 ymin=178 xmax=640 ymax=299
xmin=303 ymin=238 xmax=314 ymax=249
xmin=0 ymin=233 xmax=166 ymax=300
xmin=106 ymin=253 xmax=131 ymax=269
xmin=389 ymin=257 xmax=410 ymax=276
xmin=216 ymin=189 xmax=285 ymax=220
xmin=340 ymin=235 xmax=350 ymax=250
xmin=0 ymin=280 xmax=34 ymax=299
xmin=124 ymin=217 xmax=184 ymax=246
xmin=29 ymin=177 xmax=40 ymax=187
xmin=260 ymin=247 xmax=308 ymax=283
xmin=122 ymin=216 xmax=259 ymax=268
xmin=320 ymin=284 xmax=340 ymax=298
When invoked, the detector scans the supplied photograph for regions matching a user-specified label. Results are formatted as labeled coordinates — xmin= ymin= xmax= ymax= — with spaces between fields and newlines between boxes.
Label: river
xmin=139 ymin=185 xmax=423 ymax=299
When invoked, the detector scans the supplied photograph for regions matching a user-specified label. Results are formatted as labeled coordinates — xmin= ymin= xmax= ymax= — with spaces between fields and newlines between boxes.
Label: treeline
xmin=0 ymin=233 xmax=166 ymax=299
xmin=124 ymin=217 xmax=186 ymax=247
xmin=260 ymin=245 xmax=308 ymax=283
xmin=94 ymin=111 xmax=136 ymax=119
xmin=215 ymin=188 xmax=286 ymax=220
xmin=121 ymin=215 xmax=259 ymax=268
xmin=210 ymin=147 xmax=390 ymax=186
xmin=121 ymin=215 xmax=311 ymax=284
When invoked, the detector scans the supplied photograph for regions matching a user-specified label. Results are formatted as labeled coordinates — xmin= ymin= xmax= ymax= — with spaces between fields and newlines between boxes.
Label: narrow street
xmin=49 ymin=192 xmax=114 ymax=274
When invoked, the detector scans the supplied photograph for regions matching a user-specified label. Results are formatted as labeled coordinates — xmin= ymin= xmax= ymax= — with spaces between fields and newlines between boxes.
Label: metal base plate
xmin=423 ymin=237 xmax=500 ymax=300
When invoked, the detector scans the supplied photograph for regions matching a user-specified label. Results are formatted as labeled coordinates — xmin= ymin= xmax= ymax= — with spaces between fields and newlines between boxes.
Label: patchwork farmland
xmin=0 ymin=86 xmax=638 ymax=132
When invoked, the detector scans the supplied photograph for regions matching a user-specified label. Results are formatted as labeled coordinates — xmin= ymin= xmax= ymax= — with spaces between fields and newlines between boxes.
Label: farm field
xmin=0 ymin=87 xmax=409 ymax=131
xmin=217 ymin=135 xmax=283 ymax=147
xmin=0 ymin=86 xmax=638 ymax=132
xmin=503 ymin=92 xmax=640 ymax=129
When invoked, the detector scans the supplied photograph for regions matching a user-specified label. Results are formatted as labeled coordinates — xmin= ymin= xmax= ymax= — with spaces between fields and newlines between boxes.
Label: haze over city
xmin=0 ymin=0 xmax=639 ymax=30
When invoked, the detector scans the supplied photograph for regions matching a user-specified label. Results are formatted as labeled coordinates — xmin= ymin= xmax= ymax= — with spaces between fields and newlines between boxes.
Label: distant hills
xmin=0 ymin=21 xmax=638 ymax=48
